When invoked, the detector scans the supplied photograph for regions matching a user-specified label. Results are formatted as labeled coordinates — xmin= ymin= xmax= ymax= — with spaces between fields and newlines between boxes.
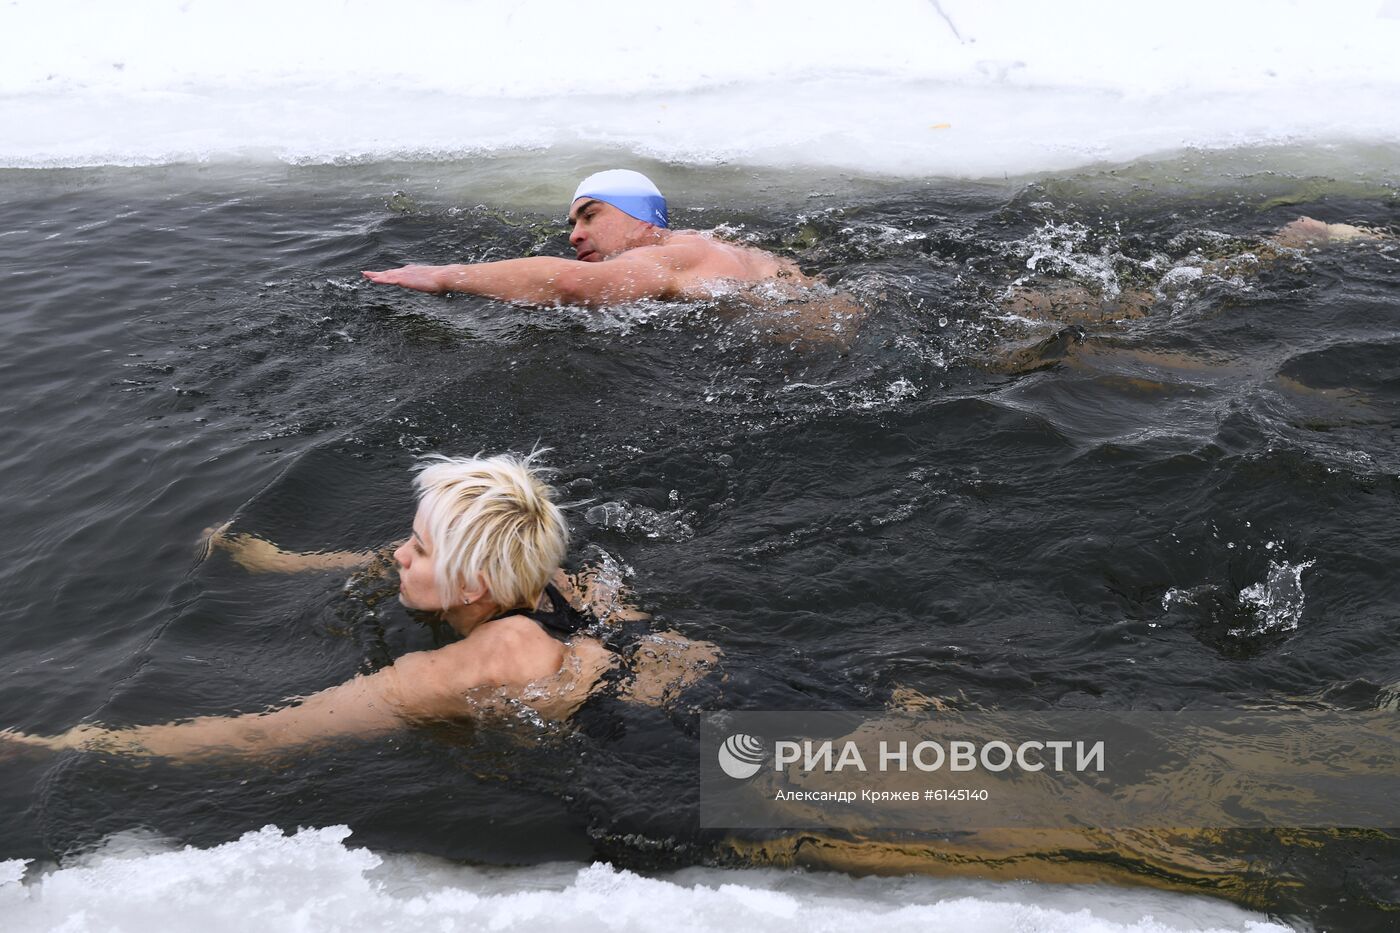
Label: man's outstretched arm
xmin=362 ymin=244 xmax=702 ymax=308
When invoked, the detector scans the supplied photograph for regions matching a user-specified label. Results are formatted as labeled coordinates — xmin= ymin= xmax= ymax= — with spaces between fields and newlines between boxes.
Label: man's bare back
xmin=621 ymin=230 xmax=814 ymax=300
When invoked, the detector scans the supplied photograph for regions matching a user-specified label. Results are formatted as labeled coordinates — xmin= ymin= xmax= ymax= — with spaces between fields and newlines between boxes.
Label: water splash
xmin=1013 ymin=221 xmax=1125 ymax=300
xmin=584 ymin=500 xmax=696 ymax=541
xmin=579 ymin=545 xmax=641 ymax=625
xmin=1233 ymin=559 xmax=1316 ymax=637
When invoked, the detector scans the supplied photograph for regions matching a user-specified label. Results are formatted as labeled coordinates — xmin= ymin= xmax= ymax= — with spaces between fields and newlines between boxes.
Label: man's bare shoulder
xmin=605 ymin=234 xmax=721 ymax=269
xmin=626 ymin=232 xmax=807 ymax=286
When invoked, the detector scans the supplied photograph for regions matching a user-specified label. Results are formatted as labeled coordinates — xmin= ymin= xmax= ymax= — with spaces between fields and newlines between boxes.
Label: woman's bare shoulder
xmin=467 ymin=616 xmax=568 ymax=682
xmin=389 ymin=620 xmax=562 ymax=698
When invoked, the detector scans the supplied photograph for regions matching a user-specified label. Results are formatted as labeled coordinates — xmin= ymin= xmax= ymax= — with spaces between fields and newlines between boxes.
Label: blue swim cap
xmin=572 ymin=169 xmax=668 ymax=228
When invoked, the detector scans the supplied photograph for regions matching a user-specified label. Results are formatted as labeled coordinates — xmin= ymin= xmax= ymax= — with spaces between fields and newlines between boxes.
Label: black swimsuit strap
xmin=490 ymin=583 xmax=591 ymax=639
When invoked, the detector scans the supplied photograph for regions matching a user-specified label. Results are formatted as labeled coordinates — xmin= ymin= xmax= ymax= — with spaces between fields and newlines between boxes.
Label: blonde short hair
xmin=413 ymin=451 xmax=567 ymax=611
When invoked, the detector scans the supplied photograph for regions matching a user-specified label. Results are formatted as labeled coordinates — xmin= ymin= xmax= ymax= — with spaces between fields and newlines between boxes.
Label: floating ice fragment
xmin=0 ymin=858 xmax=28 ymax=889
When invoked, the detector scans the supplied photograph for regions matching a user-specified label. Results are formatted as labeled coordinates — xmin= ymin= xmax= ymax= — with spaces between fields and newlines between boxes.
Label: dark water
xmin=2 ymin=149 xmax=1398 ymax=928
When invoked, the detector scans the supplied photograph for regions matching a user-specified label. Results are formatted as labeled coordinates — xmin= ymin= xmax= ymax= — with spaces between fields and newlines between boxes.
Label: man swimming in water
xmin=362 ymin=169 xmax=817 ymax=307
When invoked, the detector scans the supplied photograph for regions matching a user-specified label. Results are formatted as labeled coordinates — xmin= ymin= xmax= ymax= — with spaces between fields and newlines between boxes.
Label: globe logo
xmin=717 ymin=733 xmax=766 ymax=779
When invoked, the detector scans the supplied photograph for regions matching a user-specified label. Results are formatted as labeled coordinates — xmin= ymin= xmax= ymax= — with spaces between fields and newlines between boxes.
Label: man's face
xmin=568 ymin=198 xmax=644 ymax=262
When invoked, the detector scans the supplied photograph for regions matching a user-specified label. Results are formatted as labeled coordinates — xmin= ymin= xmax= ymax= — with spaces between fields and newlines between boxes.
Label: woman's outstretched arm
xmin=1 ymin=634 xmax=516 ymax=762
xmin=200 ymin=522 xmax=388 ymax=574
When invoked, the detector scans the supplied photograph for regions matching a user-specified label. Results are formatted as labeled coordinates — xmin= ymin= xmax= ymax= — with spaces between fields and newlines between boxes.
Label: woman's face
xmin=393 ymin=504 xmax=448 ymax=611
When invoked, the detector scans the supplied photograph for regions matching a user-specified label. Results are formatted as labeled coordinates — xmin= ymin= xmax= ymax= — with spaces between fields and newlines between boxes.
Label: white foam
xmin=0 ymin=825 xmax=1292 ymax=933
xmin=4 ymin=0 xmax=1400 ymax=175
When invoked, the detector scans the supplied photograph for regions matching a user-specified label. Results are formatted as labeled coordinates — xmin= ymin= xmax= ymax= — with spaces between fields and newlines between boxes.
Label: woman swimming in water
xmin=2 ymin=452 xmax=716 ymax=760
